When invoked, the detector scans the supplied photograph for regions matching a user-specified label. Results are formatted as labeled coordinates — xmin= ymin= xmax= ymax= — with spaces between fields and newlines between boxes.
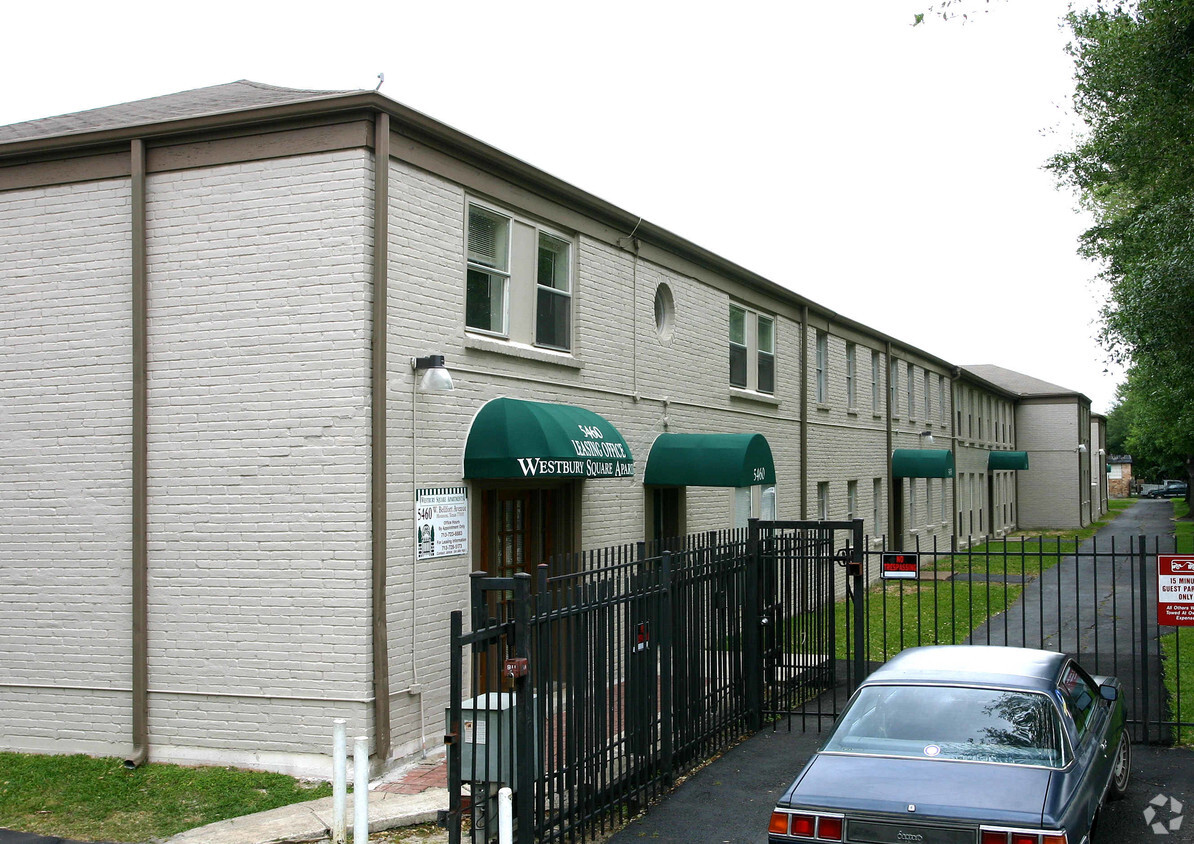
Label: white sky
xmin=1 ymin=0 xmax=1123 ymax=412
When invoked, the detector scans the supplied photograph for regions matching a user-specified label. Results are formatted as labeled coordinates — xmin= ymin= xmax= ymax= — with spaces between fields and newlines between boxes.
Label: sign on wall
xmin=1158 ymin=555 xmax=1194 ymax=626
xmin=416 ymin=487 xmax=468 ymax=561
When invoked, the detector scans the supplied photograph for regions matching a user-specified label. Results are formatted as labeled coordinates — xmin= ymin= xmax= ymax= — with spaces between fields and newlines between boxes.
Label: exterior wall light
xmin=1077 ymin=444 xmax=1088 ymax=454
xmin=918 ymin=430 xmax=934 ymax=446
xmin=412 ymin=355 xmax=454 ymax=392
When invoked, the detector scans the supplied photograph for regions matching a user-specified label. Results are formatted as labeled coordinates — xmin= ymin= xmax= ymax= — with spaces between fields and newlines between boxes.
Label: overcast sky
xmin=1 ymin=0 xmax=1122 ymax=412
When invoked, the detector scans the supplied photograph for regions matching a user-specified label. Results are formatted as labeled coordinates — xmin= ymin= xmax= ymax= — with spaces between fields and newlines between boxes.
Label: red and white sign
xmin=1158 ymin=555 xmax=1194 ymax=626
xmin=881 ymin=552 xmax=920 ymax=581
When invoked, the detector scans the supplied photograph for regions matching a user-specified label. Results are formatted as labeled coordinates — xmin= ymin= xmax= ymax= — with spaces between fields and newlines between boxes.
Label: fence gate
xmin=749 ymin=519 xmax=863 ymax=728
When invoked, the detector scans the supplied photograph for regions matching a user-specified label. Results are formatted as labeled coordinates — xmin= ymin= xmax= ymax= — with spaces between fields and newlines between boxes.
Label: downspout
xmin=799 ymin=306 xmax=808 ymax=520
xmin=125 ymin=138 xmax=149 ymax=769
xmin=371 ymin=112 xmax=392 ymax=761
xmin=885 ymin=342 xmax=894 ymax=547
xmin=949 ymin=366 xmax=961 ymax=538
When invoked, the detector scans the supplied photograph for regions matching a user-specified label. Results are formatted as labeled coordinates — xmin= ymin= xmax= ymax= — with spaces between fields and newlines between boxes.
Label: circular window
xmin=654 ymin=283 xmax=675 ymax=342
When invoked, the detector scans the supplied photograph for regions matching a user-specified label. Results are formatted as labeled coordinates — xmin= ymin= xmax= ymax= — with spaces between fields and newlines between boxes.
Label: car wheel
xmin=1109 ymin=735 xmax=1131 ymax=800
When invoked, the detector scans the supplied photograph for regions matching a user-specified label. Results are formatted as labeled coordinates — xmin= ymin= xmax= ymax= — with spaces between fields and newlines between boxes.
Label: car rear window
xmin=823 ymin=684 xmax=1066 ymax=767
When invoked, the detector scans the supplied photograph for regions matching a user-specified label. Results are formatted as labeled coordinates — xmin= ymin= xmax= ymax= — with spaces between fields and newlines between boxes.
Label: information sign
xmin=416 ymin=486 xmax=468 ymax=560
xmin=1158 ymin=555 xmax=1194 ymax=626
xmin=881 ymin=552 xmax=920 ymax=580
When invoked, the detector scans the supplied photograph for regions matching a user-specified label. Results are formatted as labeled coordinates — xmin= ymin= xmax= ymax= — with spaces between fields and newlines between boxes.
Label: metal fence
xmin=444 ymin=522 xmax=1192 ymax=844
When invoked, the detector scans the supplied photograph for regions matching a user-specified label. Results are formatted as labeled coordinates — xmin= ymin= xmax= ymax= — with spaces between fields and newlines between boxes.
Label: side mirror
xmin=1099 ymin=683 xmax=1118 ymax=702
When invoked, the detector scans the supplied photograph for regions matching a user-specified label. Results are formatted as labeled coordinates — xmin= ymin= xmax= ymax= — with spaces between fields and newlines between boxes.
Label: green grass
xmin=0 ymin=753 xmax=333 ymax=842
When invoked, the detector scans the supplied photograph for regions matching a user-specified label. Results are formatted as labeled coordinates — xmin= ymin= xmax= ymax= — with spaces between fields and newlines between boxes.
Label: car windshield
xmin=823 ymin=684 xmax=1066 ymax=767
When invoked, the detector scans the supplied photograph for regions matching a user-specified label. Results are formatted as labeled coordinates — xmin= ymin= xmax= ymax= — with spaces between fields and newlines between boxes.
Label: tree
xmin=1051 ymin=0 xmax=1194 ymax=504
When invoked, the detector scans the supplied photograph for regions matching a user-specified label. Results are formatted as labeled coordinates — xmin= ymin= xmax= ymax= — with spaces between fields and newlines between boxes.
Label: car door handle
xmin=1100 ymin=741 xmax=1108 ymax=753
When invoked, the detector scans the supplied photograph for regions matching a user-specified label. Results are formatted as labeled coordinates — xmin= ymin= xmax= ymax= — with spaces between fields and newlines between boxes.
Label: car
xmin=1143 ymin=481 xmax=1188 ymax=499
xmin=768 ymin=645 xmax=1129 ymax=844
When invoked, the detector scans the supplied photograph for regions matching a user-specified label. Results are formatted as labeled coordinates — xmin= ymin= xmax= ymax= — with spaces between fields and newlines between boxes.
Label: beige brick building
xmin=0 ymin=81 xmax=1105 ymax=775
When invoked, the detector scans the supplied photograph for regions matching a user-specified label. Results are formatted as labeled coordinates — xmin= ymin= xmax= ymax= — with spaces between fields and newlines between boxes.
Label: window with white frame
xmin=730 ymin=304 xmax=776 ymax=394
xmin=818 ymin=482 xmax=830 ymax=520
xmin=872 ymin=350 xmax=882 ymax=414
xmin=815 ymin=330 xmax=828 ymax=404
xmin=846 ymin=343 xmax=857 ymax=409
xmin=938 ymin=375 xmax=946 ymax=426
xmin=847 ymin=480 xmax=858 ymax=522
xmin=923 ymin=371 xmax=931 ymax=421
xmin=466 ymin=201 xmax=573 ymax=351
xmin=909 ymin=479 xmax=918 ymax=527
xmin=926 ymin=480 xmax=934 ymax=526
xmin=890 ymin=358 xmax=899 ymax=416
xmin=906 ymin=362 xmax=915 ymax=419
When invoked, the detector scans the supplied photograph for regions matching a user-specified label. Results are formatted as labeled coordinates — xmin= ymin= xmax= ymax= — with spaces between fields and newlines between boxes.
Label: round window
xmin=654 ymin=283 xmax=675 ymax=342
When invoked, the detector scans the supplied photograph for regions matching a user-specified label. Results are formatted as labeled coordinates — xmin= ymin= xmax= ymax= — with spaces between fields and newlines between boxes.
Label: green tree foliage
xmin=1051 ymin=0 xmax=1194 ymax=496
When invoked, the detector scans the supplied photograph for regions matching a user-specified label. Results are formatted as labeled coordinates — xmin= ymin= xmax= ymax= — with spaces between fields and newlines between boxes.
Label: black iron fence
xmin=444 ymin=522 xmax=1192 ymax=844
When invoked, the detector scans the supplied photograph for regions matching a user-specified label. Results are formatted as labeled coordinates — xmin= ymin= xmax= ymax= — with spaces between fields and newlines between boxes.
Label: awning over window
xmin=463 ymin=398 xmax=635 ymax=479
xmin=988 ymin=450 xmax=1030 ymax=471
xmin=644 ymin=433 xmax=776 ymax=487
xmin=891 ymin=448 xmax=955 ymax=479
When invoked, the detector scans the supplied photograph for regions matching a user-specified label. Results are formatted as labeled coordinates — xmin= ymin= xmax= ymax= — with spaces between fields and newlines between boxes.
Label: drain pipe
xmin=125 ymin=136 xmax=150 ymax=770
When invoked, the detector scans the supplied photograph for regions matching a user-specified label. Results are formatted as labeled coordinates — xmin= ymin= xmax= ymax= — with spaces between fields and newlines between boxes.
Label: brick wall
xmin=0 ymin=179 xmax=134 ymax=754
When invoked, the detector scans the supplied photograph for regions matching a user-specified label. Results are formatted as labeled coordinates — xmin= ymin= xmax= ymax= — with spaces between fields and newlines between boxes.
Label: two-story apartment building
xmin=0 ymin=81 xmax=1102 ymax=776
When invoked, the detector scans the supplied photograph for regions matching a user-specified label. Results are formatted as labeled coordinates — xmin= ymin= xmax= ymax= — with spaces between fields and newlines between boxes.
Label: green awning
xmin=988 ymin=451 xmax=1030 ymax=471
xmin=892 ymin=448 xmax=955 ymax=479
xmin=463 ymin=398 xmax=634 ymax=479
xmin=644 ymin=433 xmax=776 ymax=487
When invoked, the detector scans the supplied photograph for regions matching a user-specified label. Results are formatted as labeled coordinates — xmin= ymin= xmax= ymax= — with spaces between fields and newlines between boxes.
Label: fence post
xmin=445 ymin=611 xmax=463 ymax=844
xmin=851 ymin=519 xmax=866 ymax=692
xmin=1138 ymin=534 xmax=1151 ymax=744
xmin=659 ymin=550 xmax=674 ymax=784
xmin=745 ymin=518 xmax=762 ymax=732
xmin=511 ymin=573 xmax=535 ymax=844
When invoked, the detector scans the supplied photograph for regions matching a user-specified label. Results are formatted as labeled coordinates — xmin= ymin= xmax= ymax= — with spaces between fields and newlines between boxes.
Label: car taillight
xmin=789 ymin=813 xmax=816 ymax=836
xmin=768 ymin=810 xmax=844 ymax=840
xmin=817 ymin=815 xmax=843 ymax=840
xmin=980 ymin=828 xmax=1068 ymax=844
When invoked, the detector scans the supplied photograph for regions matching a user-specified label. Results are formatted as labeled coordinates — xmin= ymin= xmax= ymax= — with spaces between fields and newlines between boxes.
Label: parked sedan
xmin=768 ymin=646 xmax=1129 ymax=844
xmin=1143 ymin=481 xmax=1188 ymax=499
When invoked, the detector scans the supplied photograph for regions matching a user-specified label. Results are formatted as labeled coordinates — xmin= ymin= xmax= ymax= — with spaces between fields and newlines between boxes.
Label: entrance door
xmin=478 ymin=485 xmax=575 ymax=581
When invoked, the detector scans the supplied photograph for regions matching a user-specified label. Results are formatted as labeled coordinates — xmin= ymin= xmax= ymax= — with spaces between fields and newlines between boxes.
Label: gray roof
xmin=0 ymin=80 xmax=355 ymax=144
xmin=962 ymin=364 xmax=1085 ymax=400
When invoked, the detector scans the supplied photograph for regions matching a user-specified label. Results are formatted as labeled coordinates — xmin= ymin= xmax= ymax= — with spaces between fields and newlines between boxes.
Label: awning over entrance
xmin=891 ymin=448 xmax=956 ymax=479
xmin=463 ymin=398 xmax=635 ymax=479
xmin=988 ymin=450 xmax=1030 ymax=471
xmin=643 ymin=433 xmax=776 ymax=487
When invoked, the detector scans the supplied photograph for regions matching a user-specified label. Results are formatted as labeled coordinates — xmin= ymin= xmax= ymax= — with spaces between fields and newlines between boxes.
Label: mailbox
xmin=447 ymin=692 xmax=539 ymax=783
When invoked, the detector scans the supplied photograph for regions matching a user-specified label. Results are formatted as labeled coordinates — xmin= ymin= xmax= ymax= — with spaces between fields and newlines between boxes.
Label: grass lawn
xmin=0 ymin=753 xmax=333 ymax=842
xmin=1161 ymin=498 xmax=1194 ymax=745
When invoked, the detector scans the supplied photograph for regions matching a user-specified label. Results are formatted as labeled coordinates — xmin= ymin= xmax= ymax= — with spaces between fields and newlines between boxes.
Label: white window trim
xmin=729 ymin=302 xmax=777 ymax=396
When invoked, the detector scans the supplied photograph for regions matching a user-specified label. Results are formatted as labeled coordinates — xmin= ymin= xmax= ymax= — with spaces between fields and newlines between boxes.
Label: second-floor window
xmin=466 ymin=201 xmax=573 ymax=351
xmin=846 ymin=343 xmax=857 ymax=409
xmin=729 ymin=304 xmax=775 ymax=394
xmin=815 ymin=330 xmax=828 ymax=404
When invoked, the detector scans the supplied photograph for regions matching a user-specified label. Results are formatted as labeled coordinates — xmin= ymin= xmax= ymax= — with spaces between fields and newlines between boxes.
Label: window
xmin=872 ymin=351 xmax=882 ymax=413
xmin=906 ymin=362 xmax=914 ymax=419
xmin=1057 ymin=662 xmax=1100 ymax=739
xmin=815 ymin=330 xmax=828 ymax=404
xmin=729 ymin=305 xmax=776 ymax=394
xmin=909 ymin=479 xmax=917 ymax=527
xmin=466 ymin=205 xmax=510 ymax=335
xmin=940 ymin=478 xmax=947 ymax=524
xmin=818 ymin=482 xmax=829 ymax=520
xmin=923 ymin=371 xmax=931 ymax=421
xmin=536 ymin=232 xmax=571 ymax=349
xmin=938 ymin=375 xmax=946 ymax=426
xmin=466 ymin=201 xmax=573 ymax=351
xmin=758 ymin=315 xmax=775 ymax=394
xmin=846 ymin=343 xmax=857 ymax=409
xmin=926 ymin=481 xmax=934 ymax=527
xmin=847 ymin=480 xmax=858 ymax=521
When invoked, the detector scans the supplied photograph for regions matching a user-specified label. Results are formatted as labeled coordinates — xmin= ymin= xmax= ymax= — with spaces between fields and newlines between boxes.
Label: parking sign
xmin=1158 ymin=555 xmax=1194 ymax=626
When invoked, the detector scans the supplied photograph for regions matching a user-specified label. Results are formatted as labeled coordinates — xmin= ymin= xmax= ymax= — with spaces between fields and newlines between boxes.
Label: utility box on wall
xmin=448 ymin=692 xmax=539 ymax=783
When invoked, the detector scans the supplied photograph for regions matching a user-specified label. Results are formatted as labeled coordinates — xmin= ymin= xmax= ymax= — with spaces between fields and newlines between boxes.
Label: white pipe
xmin=498 ymin=786 xmax=513 ymax=844
xmin=354 ymin=736 xmax=370 ymax=843
xmin=332 ymin=719 xmax=347 ymax=844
